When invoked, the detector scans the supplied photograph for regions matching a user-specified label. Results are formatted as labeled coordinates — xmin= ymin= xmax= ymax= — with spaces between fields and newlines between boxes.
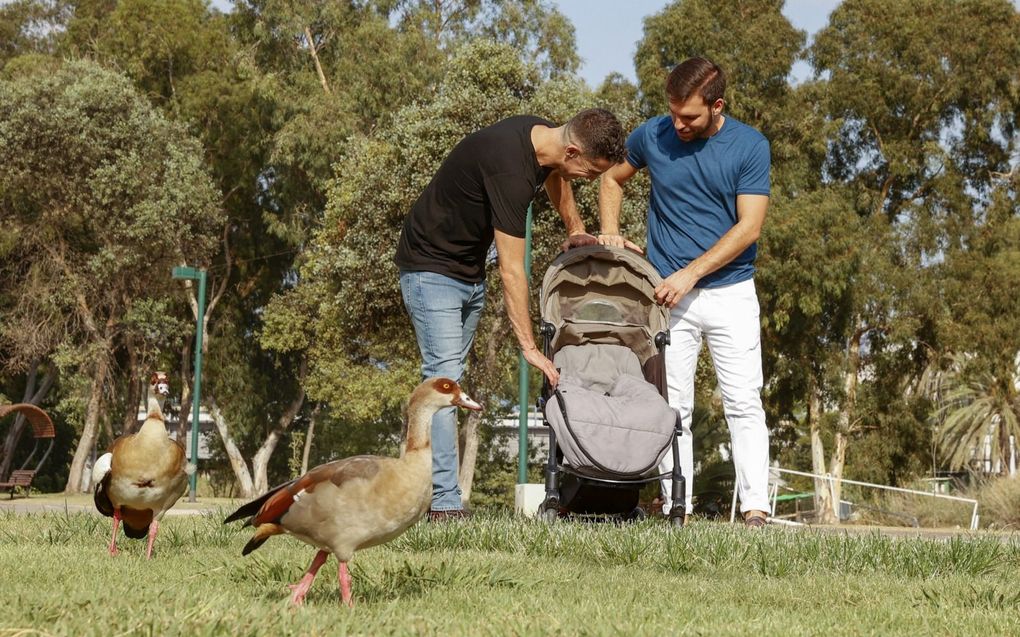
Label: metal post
xmin=189 ymin=271 xmax=206 ymax=502
xmin=173 ymin=266 xmax=207 ymax=502
xmin=517 ymin=203 xmax=534 ymax=485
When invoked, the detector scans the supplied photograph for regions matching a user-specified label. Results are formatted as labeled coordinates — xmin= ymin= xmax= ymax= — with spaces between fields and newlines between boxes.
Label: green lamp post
xmin=517 ymin=203 xmax=534 ymax=485
xmin=172 ymin=266 xmax=207 ymax=502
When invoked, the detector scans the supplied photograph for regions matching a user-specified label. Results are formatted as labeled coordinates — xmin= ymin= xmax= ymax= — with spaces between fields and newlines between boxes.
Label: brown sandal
xmin=743 ymin=510 xmax=768 ymax=528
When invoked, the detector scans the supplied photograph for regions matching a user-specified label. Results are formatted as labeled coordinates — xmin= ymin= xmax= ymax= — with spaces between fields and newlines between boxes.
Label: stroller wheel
xmin=669 ymin=513 xmax=685 ymax=529
xmin=622 ymin=507 xmax=647 ymax=522
xmin=539 ymin=506 xmax=559 ymax=524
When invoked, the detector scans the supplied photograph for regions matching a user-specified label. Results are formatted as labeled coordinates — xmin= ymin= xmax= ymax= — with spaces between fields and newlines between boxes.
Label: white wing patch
xmin=91 ymin=452 xmax=113 ymax=485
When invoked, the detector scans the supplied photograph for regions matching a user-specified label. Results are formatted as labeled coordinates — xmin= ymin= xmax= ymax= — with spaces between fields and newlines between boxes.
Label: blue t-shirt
xmin=627 ymin=115 xmax=770 ymax=287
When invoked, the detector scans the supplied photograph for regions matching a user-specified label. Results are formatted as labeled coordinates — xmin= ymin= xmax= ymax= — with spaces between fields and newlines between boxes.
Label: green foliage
xmin=393 ymin=0 xmax=579 ymax=80
xmin=0 ymin=57 xmax=223 ymax=388
xmin=0 ymin=56 xmax=226 ymax=491
xmin=270 ymin=39 xmax=548 ymax=419
xmin=0 ymin=0 xmax=66 ymax=66
xmin=810 ymin=0 xmax=1020 ymax=221
xmin=755 ymin=0 xmax=1020 ymax=486
xmin=934 ymin=354 xmax=1020 ymax=473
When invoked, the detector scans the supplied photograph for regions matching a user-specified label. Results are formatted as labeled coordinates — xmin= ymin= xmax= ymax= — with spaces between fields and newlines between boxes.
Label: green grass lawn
xmin=1 ymin=509 xmax=1018 ymax=636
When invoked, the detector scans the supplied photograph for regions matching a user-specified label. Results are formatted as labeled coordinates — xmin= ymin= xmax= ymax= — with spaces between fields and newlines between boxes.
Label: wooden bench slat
xmin=1 ymin=470 xmax=37 ymax=496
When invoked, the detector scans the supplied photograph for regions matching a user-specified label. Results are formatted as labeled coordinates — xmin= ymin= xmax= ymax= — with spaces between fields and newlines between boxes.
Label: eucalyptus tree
xmin=0 ymin=61 xmax=223 ymax=492
xmin=934 ymin=180 xmax=1020 ymax=474
xmin=799 ymin=0 xmax=1020 ymax=513
xmin=0 ymin=0 xmax=68 ymax=65
xmin=390 ymin=0 xmax=579 ymax=80
xmin=50 ymin=0 xmax=276 ymax=492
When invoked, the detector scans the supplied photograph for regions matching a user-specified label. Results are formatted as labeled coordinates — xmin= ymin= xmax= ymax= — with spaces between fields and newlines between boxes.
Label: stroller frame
xmin=534 ymin=246 xmax=686 ymax=527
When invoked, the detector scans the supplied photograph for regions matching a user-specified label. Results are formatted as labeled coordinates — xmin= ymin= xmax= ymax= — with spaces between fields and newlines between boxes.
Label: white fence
xmin=731 ymin=467 xmax=980 ymax=530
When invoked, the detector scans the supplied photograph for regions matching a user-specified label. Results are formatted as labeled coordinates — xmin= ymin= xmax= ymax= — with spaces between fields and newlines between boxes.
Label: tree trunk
xmin=304 ymin=26 xmax=332 ymax=94
xmin=252 ymin=430 xmax=283 ymax=495
xmin=829 ymin=431 xmax=848 ymax=515
xmin=458 ymin=410 xmax=482 ymax=503
xmin=176 ymin=337 xmax=192 ymax=442
xmin=809 ymin=380 xmax=838 ymax=524
xmin=301 ymin=404 xmax=319 ymax=475
xmin=252 ymin=359 xmax=307 ymax=494
xmin=207 ymin=393 xmax=255 ymax=499
xmin=457 ymin=310 xmax=505 ymax=506
xmin=65 ymin=351 xmax=111 ymax=493
xmin=0 ymin=362 xmax=55 ymax=479
xmin=830 ymin=327 xmax=861 ymax=517
xmin=998 ymin=418 xmax=1010 ymax=476
xmin=121 ymin=341 xmax=141 ymax=435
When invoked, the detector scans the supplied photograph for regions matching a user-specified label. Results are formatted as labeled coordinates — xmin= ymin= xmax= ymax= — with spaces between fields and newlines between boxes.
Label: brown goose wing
xmin=229 ymin=456 xmax=382 ymax=555
xmin=169 ymin=437 xmax=188 ymax=475
xmin=94 ymin=471 xmax=114 ymax=517
xmin=92 ymin=435 xmax=133 ymax=517
xmin=253 ymin=456 xmax=381 ymax=527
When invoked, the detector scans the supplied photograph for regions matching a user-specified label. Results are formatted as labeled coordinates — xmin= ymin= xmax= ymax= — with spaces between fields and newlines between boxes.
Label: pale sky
xmin=558 ymin=0 xmax=839 ymax=86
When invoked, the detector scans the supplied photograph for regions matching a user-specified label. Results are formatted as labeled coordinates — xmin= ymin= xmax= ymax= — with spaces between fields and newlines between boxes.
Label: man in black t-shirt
xmin=395 ymin=108 xmax=627 ymax=519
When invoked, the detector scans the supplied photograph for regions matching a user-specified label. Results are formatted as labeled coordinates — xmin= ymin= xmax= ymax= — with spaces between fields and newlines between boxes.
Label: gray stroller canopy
xmin=540 ymin=245 xmax=669 ymax=365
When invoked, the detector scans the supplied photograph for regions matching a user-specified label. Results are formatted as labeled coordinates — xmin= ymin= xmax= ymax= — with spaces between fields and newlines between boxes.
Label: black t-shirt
xmin=394 ymin=115 xmax=554 ymax=282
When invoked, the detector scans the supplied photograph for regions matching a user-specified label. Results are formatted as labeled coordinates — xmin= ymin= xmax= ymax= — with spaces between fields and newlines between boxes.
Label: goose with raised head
xmin=93 ymin=371 xmax=192 ymax=558
xmin=224 ymin=377 xmax=482 ymax=607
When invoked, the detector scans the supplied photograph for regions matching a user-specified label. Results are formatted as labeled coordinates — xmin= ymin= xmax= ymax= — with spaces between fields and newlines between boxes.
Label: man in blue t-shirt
xmin=598 ymin=57 xmax=771 ymax=528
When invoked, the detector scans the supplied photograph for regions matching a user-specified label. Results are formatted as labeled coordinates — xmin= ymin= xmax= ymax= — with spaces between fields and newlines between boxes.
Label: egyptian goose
xmin=93 ymin=371 xmax=192 ymax=558
xmin=224 ymin=377 xmax=482 ymax=607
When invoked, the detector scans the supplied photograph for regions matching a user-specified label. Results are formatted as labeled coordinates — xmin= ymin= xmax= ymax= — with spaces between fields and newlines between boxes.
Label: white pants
xmin=658 ymin=278 xmax=771 ymax=515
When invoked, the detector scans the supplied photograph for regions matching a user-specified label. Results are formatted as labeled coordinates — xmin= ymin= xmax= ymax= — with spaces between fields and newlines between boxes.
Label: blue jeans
xmin=399 ymin=270 xmax=486 ymax=511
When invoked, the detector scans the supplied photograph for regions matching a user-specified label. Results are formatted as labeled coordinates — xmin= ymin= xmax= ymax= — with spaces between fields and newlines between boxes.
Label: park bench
xmin=0 ymin=469 xmax=37 ymax=499
xmin=0 ymin=403 xmax=56 ymax=499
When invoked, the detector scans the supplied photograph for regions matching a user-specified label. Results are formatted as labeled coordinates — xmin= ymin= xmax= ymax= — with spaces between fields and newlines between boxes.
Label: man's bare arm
xmin=546 ymin=172 xmax=598 ymax=251
xmin=494 ymin=228 xmax=559 ymax=385
xmin=597 ymin=161 xmax=643 ymax=252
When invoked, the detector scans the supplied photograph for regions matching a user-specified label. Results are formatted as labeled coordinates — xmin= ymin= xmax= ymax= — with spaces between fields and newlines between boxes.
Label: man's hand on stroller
xmin=522 ymin=345 xmax=559 ymax=387
xmin=597 ymin=233 xmax=644 ymax=254
xmin=561 ymin=232 xmax=598 ymax=252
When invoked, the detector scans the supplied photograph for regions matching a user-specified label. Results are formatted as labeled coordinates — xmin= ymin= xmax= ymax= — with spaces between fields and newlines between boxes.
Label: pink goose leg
xmin=339 ymin=561 xmax=354 ymax=608
xmin=145 ymin=519 xmax=160 ymax=560
xmin=288 ymin=550 xmax=329 ymax=606
xmin=108 ymin=509 xmax=121 ymax=556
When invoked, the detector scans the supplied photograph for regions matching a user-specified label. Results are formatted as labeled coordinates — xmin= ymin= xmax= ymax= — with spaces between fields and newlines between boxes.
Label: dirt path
xmin=0 ymin=493 xmax=241 ymax=516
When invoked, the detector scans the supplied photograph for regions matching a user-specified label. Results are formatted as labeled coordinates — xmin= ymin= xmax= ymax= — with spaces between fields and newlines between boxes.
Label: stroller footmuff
xmin=537 ymin=246 xmax=686 ymax=526
xmin=546 ymin=345 xmax=676 ymax=480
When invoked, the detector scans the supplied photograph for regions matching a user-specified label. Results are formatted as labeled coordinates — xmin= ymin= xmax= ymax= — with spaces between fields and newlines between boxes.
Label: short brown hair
xmin=666 ymin=57 xmax=726 ymax=105
xmin=565 ymin=108 xmax=627 ymax=164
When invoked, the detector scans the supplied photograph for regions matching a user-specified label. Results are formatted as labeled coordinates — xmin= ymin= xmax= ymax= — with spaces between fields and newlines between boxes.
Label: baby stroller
xmin=537 ymin=245 xmax=685 ymax=527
